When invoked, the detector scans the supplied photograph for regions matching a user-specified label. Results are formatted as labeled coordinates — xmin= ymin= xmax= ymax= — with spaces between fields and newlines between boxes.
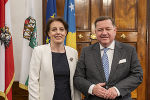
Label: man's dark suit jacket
xmin=74 ymin=41 xmax=143 ymax=100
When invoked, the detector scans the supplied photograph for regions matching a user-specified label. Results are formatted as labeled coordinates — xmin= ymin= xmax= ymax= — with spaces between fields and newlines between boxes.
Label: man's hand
xmin=106 ymin=87 xmax=118 ymax=99
xmin=92 ymin=84 xmax=118 ymax=99
xmin=92 ymin=83 xmax=107 ymax=98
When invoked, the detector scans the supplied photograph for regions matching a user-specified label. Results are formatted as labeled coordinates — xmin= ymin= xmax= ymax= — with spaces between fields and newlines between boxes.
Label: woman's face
xmin=48 ymin=21 xmax=67 ymax=44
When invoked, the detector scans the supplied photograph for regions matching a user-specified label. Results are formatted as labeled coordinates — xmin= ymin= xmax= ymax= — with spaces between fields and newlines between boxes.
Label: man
xmin=73 ymin=16 xmax=143 ymax=100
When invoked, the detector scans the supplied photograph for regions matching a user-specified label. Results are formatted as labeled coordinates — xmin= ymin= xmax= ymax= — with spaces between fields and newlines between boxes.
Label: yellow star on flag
xmin=46 ymin=37 xmax=50 ymax=44
xmin=51 ymin=13 xmax=55 ymax=18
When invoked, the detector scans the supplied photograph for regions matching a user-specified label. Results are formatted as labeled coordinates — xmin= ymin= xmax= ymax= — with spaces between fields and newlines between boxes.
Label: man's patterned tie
xmin=102 ymin=48 xmax=109 ymax=81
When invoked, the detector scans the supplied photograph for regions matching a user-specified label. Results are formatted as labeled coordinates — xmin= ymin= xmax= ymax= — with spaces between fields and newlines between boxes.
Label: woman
xmin=28 ymin=17 xmax=81 ymax=100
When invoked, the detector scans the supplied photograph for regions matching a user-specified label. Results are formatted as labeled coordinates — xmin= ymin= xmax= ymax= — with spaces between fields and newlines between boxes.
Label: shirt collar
xmin=99 ymin=40 xmax=115 ymax=50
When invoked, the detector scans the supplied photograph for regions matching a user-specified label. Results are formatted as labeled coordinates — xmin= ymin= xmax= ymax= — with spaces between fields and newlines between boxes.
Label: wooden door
xmin=147 ymin=0 xmax=150 ymax=99
xmin=56 ymin=0 xmax=147 ymax=100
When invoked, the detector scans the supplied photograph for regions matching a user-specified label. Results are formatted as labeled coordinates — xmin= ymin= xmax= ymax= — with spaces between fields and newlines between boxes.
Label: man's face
xmin=95 ymin=19 xmax=116 ymax=47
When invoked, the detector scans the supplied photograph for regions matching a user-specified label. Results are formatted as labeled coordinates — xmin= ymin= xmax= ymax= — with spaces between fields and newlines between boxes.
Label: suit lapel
xmin=65 ymin=46 xmax=75 ymax=82
xmin=65 ymin=46 xmax=75 ymax=99
xmin=92 ymin=43 xmax=106 ymax=81
xmin=44 ymin=44 xmax=55 ymax=95
xmin=108 ymin=41 xmax=122 ymax=82
xmin=65 ymin=46 xmax=73 ymax=73
xmin=46 ymin=44 xmax=54 ymax=79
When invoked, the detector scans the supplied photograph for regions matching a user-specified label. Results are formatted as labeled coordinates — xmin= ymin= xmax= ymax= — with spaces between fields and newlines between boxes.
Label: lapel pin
xmin=70 ymin=57 xmax=73 ymax=62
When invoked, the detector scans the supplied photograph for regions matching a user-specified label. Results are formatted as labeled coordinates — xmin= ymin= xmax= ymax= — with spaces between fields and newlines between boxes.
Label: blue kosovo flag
xmin=45 ymin=0 xmax=57 ymax=44
xmin=64 ymin=0 xmax=76 ymax=49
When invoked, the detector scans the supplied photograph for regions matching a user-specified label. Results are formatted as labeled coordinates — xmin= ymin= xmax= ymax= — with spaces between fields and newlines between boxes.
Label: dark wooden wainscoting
xmin=0 ymin=81 xmax=28 ymax=100
xmin=0 ymin=96 xmax=4 ymax=100
xmin=12 ymin=81 xmax=28 ymax=100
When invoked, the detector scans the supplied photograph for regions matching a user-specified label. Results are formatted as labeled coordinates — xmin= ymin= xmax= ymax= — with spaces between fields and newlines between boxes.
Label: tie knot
xmin=103 ymin=48 xmax=109 ymax=53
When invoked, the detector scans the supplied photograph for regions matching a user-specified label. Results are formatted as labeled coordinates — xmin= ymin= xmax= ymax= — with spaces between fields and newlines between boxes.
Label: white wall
xmin=10 ymin=0 xmax=43 ymax=81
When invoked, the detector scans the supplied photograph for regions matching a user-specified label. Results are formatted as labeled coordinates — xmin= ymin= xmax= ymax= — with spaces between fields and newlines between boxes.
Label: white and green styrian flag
xmin=19 ymin=0 xmax=37 ymax=90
